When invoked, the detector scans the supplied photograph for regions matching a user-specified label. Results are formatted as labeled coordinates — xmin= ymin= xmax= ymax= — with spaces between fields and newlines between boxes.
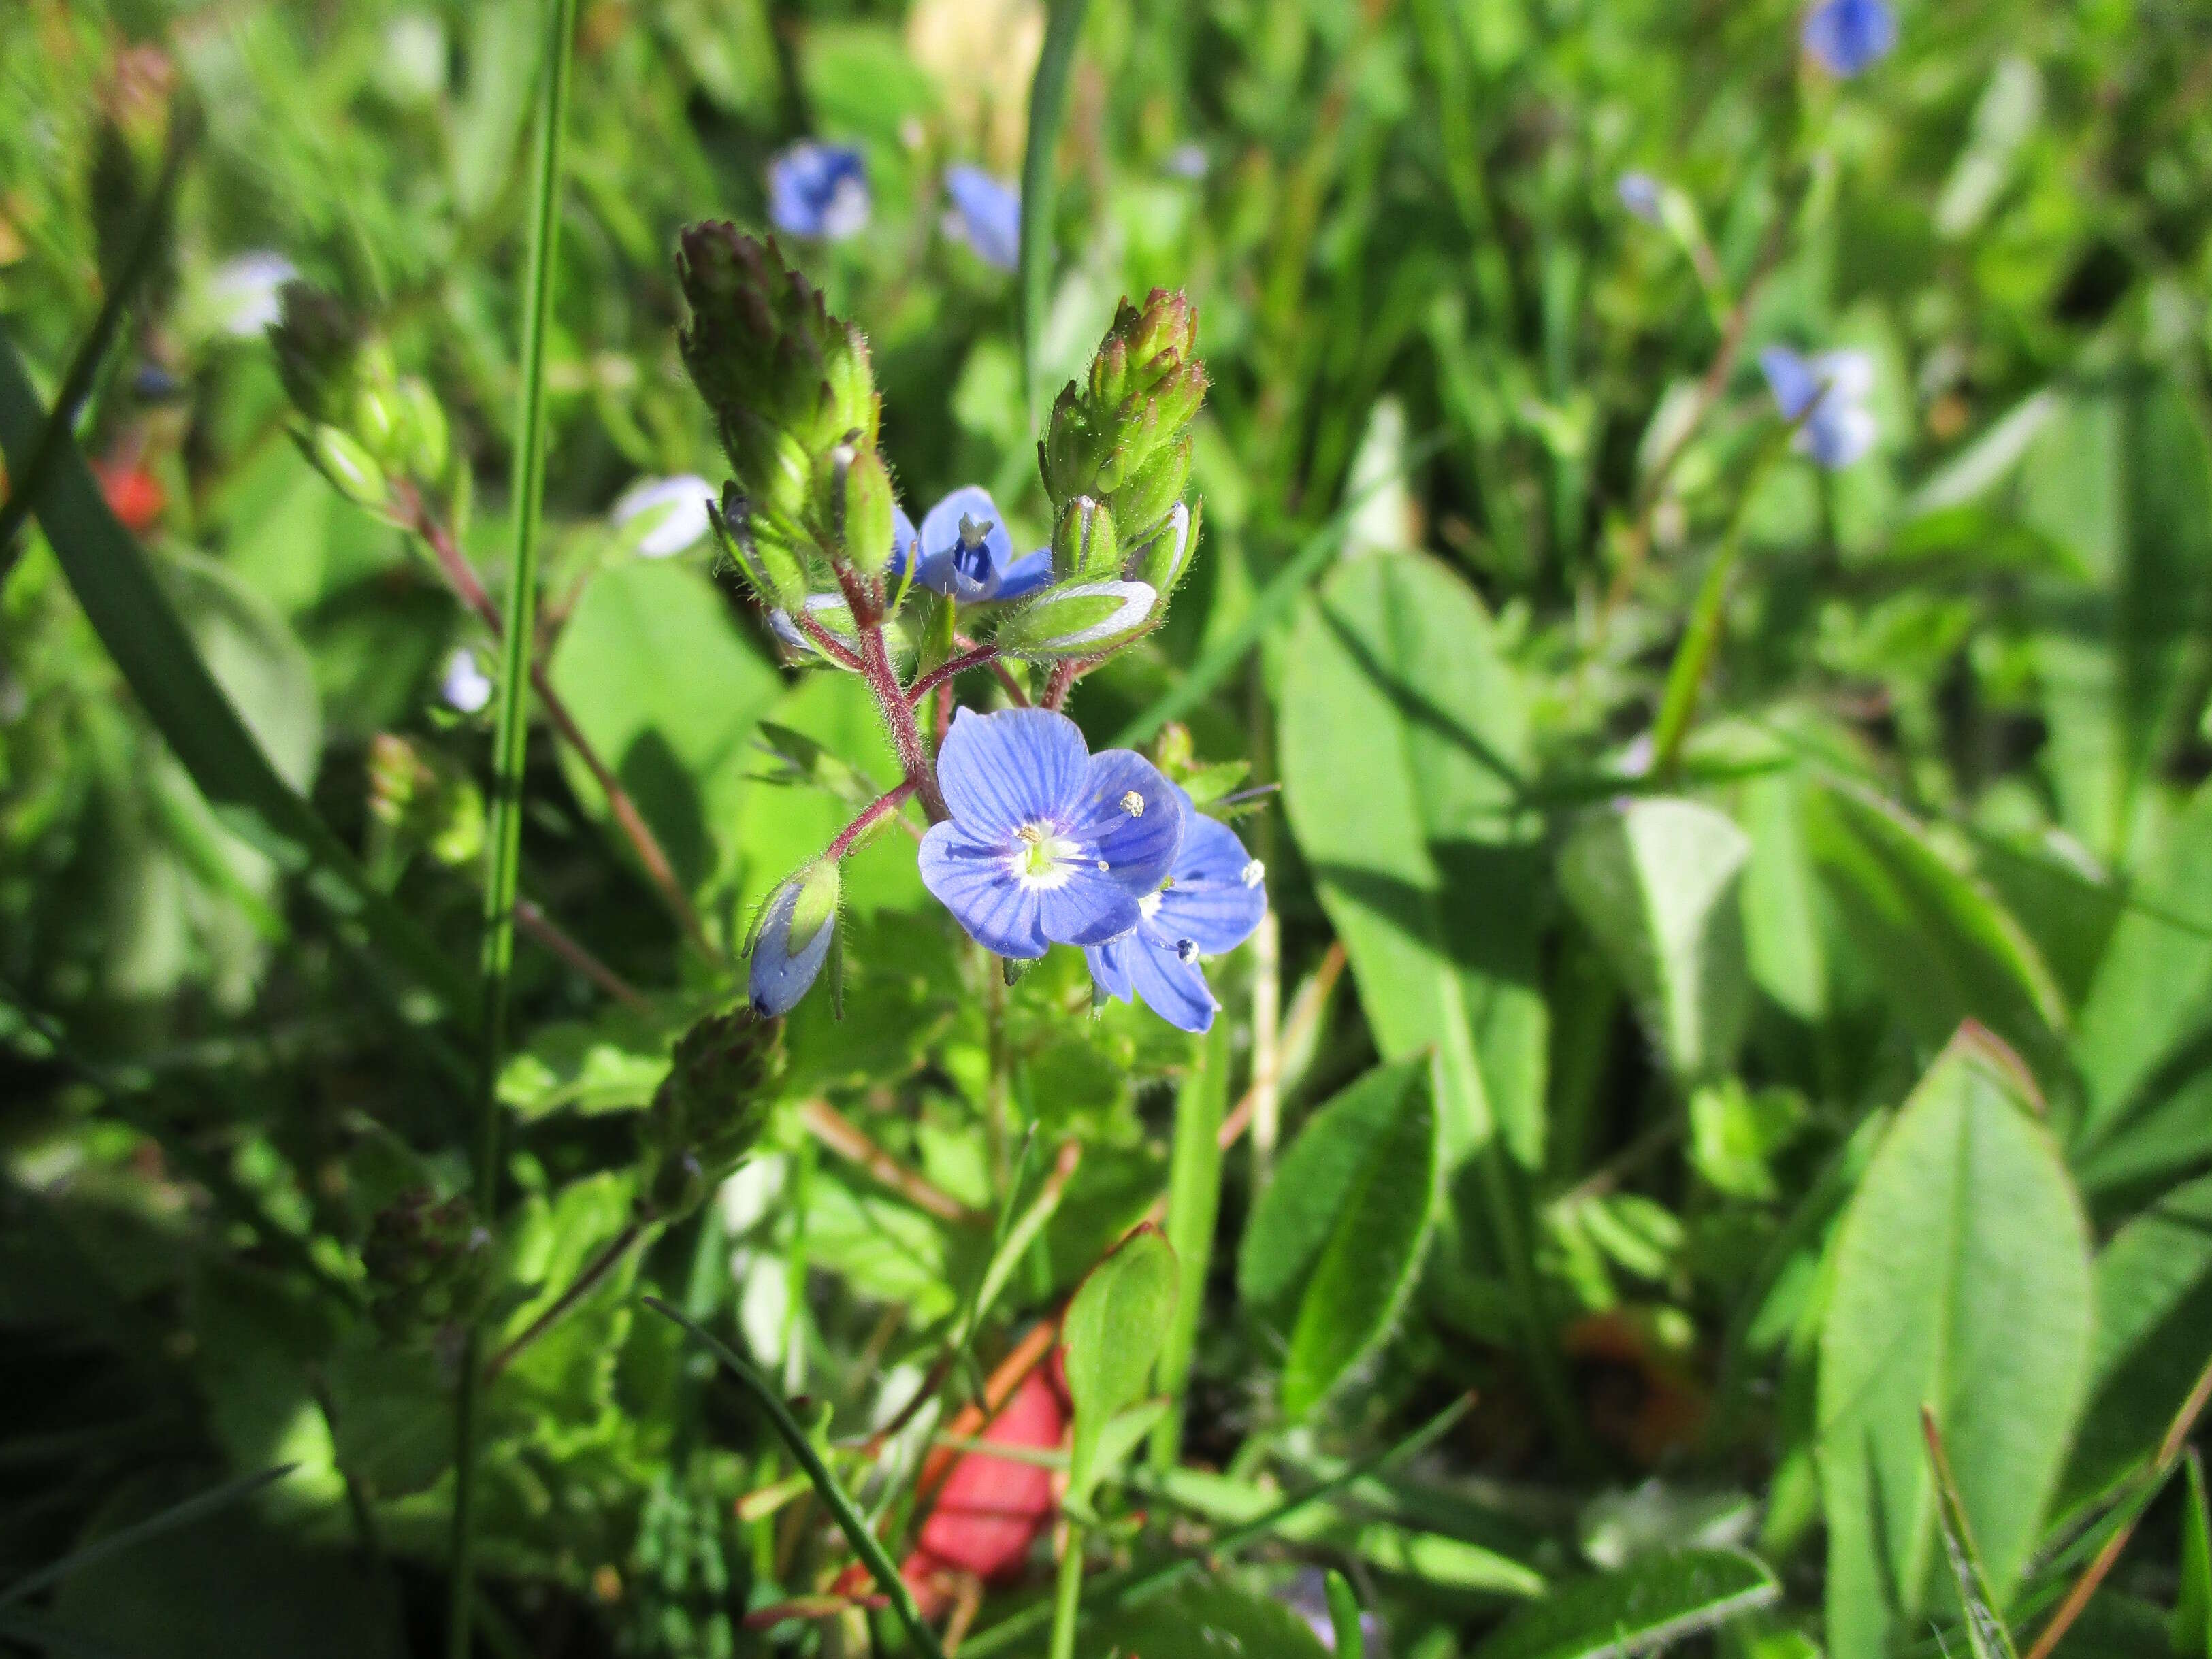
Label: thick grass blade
xmin=0 ymin=1464 xmax=294 ymax=1610
xmin=446 ymin=1 xmax=579 ymax=1653
xmin=0 ymin=328 xmax=472 ymax=1027
xmin=1017 ymin=0 xmax=1091 ymax=423
xmin=643 ymin=1298 xmax=949 ymax=1659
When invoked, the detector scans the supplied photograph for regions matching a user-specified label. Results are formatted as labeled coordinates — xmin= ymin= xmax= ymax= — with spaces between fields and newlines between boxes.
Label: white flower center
xmin=1008 ymin=821 xmax=1079 ymax=891
xmin=1138 ymin=891 xmax=1163 ymax=920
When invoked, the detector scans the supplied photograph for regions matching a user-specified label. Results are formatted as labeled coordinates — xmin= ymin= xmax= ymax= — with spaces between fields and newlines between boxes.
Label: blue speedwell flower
xmin=613 ymin=474 xmax=714 ymax=557
xmin=1084 ymin=788 xmax=1267 ymax=1032
xmin=440 ymin=647 xmax=492 ymax=714
xmin=1616 ymin=171 xmax=1665 ymax=226
xmin=1760 ymin=346 xmax=1878 ymax=470
xmin=892 ymin=484 xmax=1053 ymax=606
xmin=919 ymin=708 xmax=1182 ymax=959
xmin=749 ymin=860 xmax=840 ymax=1015
xmin=942 ymin=166 xmax=1020 ymax=272
xmin=768 ymin=142 xmax=871 ymax=240
xmin=1802 ymin=0 xmax=1896 ymax=78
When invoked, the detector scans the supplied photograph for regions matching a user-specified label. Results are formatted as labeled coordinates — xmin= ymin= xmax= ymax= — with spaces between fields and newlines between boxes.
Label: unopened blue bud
xmin=748 ymin=861 xmax=840 ymax=1016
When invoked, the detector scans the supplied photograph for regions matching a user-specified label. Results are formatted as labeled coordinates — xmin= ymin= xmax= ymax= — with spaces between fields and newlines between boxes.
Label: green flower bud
xmin=393 ymin=376 xmax=449 ymax=482
xmin=1049 ymin=495 xmax=1121 ymax=582
xmin=307 ymin=424 xmax=388 ymax=510
xmin=824 ymin=444 xmax=894 ymax=578
xmin=368 ymin=733 xmax=485 ymax=867
xmin=363 ymin=1186 xmax=491 ymax=1340
xmin=992 ymin=578 xmax=1156 ymax=661
xmin=1125 ymin=499 xmax=1198 ymax=600
xmin=1040 ymin=289 xmax=1207 ymax=513
xmin=640 ymin=1006 xmax=785 ymax=1217
xmin=270 ymin=281 xmax=365 ymax=426
xmin=709 ymin=488 xmax=805 ymax=610
xmin=1107 ymin=433 xmax=1192 ymax=552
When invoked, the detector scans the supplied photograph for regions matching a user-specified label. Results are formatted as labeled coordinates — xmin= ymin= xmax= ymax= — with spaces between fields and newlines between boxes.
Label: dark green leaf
xmin=1085 ymin=1577 xmax=1330 ymax=1659
xmin=1468 ymin=1549 xmax=1779 ymax=1659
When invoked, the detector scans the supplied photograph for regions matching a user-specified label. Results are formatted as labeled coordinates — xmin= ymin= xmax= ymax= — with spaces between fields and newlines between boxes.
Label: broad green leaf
xmin=1804 ymin=783 xmax=2067 ymax=1077
xmin=1154 ymin=1017 xmax=1231 ymax=1468
xmin=1469 ymin=1549 xmax=1779 ymax=1659
xmin=1084 ymin=1577 xmax=1329 ymax=1659
xmin=1280 ymin=550 xmax=1546 ymax=1170
xmin=2028 ymin=378 xmax=2212 ymax=861
xmin=1738 ymin=770 xmax=1832 ymax=1023
xmin=1062 ymin=1223 xmax=1177 ymax=1498
xmin=0 ymin=326 xmax=472 ymax=1025
xmin=2070 ymin=780 xmax=2212 ymax=1187
xmin=1559 ymin=798 xmax=1751 ymax=1083
xmin=547 ymin=556 xmax=782 ymax=902
xmin=1818 ymin=1028 xmax=2093 ymax=1659
xmin=2178 ymin=1451 xmax=2212 ymax=1659
xmin=1237 ymin=1057 xmax=1440 ymax=1418
xmin=2056 ymin=1170 xmax=2212 ymax=1516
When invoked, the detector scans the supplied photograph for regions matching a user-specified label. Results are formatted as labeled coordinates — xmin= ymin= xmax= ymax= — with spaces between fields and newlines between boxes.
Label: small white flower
xmin=208 ymin=252 xmax=297 ymax=338
xmin=440 ymin=647 xmax=493 ymax=714
xmin=612 ymin=474 xmax=715 ymax=558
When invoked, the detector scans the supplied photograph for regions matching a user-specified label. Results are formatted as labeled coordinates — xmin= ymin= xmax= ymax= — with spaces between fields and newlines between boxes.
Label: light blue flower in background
xmin=1165 ymin=143 xmax=1209 ymax=181
xmin=1802 ymin=0 xmax=1897 ymax=78
xmin=210 ymin=251 xmax=298 ymax=338
xmin=1616 ymin=171 xmax=1665 ymax=226
xmin=942 ymin=166 xmax=1020 ymax=272
xmin=1084 ymin=787 xmax=1267 ymax=1033
xmin=612 ymin=474 xmax=715 ymax=557
xmin=768 ymin=142 xmax=871 ymax=240
xmin=918 ymin=708 xmax=1182 ymax=959
xmin=893 ymin=484 xmax=1053 ymax=606
xmin=440 ymin=646 xmax=493 ymax=713
xmin=1761 ymin=346 xmax=1879 ymax=470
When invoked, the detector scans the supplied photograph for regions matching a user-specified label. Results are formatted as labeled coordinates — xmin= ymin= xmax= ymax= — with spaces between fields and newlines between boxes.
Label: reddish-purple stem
xmin=858 ymin=627 xmax=948 ymax=822
xmin=826 ymin=781 xmax=917 ymax=861
xmin=907 ymin=644 xmax=1002 ymax=706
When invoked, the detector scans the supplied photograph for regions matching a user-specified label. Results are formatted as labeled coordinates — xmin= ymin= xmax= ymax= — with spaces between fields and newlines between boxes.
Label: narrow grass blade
xmin=0 ymin=119 xmax=190 ymax=569
xmin=0 ymin=1464 xmax=295 ymax=1610
xmin=643 ymin=1297 xmax=949 ymax=1659
xmin=1110 ymin=430 xmax=1448 ymax=749
xmin=0 ymin=329 xmax=473 ymax=1027
xmin=1924 ymin=1408 xmax=2023 ymax=1659
xmin=1018 ymin=0 xmax=1091 ymax=423
xmin=446 ymin=2 xmax=579 ymax=1654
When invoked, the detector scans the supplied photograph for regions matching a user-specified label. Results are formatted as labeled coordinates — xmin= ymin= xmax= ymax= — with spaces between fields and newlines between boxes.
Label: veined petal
xmin=1085 ymin=937 xmax=1137 ymax=1004
xmin=937 ymin=707 xmax=1089 ymax=837
xmin=1035 ymin=870 xmax=1144 ymax=948
xmin=888 ymin=503 xmax=920 ymax=578
xmin=1155 ymin=810 xmax=1267 ymax=956
xmin=1064 ymin=749 xmax=1182 ymax=891
xmin=991 ymin=548 xmax=1055 ymax=603
xmin=1128 ymin=935 xmax=1218 ymax=1032
xmin=917 ymin=823 xmax=1052 ymax=958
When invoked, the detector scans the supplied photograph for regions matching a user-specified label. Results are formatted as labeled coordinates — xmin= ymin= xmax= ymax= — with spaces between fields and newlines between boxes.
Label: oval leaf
xmin=1818 ymin=1026 xmax=2094 ymax=1659
xmin=1237 ymin=1057 xmax=1440 ymax=1418
xmin=1062 ymin=1223 xmax=1177 ymax=1497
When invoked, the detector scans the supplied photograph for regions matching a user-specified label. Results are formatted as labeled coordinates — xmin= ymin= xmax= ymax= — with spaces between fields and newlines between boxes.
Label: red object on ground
xmin=96 ymin=459 xmax=165 ymax=533
xmin=900 ymin=1366 xmax=1067 ymax=1603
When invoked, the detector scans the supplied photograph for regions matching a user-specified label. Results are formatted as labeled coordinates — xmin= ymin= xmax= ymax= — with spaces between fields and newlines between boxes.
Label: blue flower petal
xmin=943 ymin=166 xmax=1021 ymax=272
xmin=1035 ymin=870 xmax=1145 ymax=948
xmin=1085 ymin=936 xmax=1137 ymax=1004
xmin=936 ymin=706 xmax=1089 ymax=838
xmin=1126 ymin=933 xmax=1218 ymax=1032
xmin=993 ymin=548 xmax=1055 ymax=603
xmin=749 ymin=867 xmax=839 ymax=1015
xmin=888 ymin=503 xmax=920 ymax=578
xmin=917 ymin=823 xmax=1052 ymax=958
xmin=1802 ymin=0 xmax=1896 ymax=77
xmin=1064 ymin=750 xmax=1183 ymax=892
xmin=915 ymin=485 xmax=1016 ymax=599
xmin=769 ymin=143 xmax=871 ymax=240
xmin=1759 ymin=347 xmax=1819 ymax=420
xmin=1156 ymin=808 xmax=1267 ymax=956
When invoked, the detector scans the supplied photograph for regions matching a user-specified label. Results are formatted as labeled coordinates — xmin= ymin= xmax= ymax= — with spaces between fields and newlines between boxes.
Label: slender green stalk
xmin=642 ymin=1298 xmax=950 ymax=1659
xmin=1018 ymin=0 xmax=1092 ymax=424
xmin=0 ymin=1465 xmax=293 ymax=1609
xmin=1151 ymin=1019 xmax=1229 ymax=1473
xmin=446 ymin=2 xmax=576 ymax=1652
xmin=1047 ymin=1522 xmax=1086 ymax=1659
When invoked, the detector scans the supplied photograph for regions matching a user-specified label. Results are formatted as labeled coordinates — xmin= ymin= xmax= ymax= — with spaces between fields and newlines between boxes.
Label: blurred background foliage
xmin=4 ymin=0 xmax=2212 ymax=1656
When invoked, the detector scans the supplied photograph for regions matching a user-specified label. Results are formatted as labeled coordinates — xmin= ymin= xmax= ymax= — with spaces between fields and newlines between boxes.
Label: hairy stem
xmin=907 ymin=644 xmax=1002 ymax=705
xmin=826 ymin=781 xmax=918 ymax=861
xmin=858 ymin=626 xmax=949 ymax=820
xmin=405 ymin=486 xmax=716 ymax=957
